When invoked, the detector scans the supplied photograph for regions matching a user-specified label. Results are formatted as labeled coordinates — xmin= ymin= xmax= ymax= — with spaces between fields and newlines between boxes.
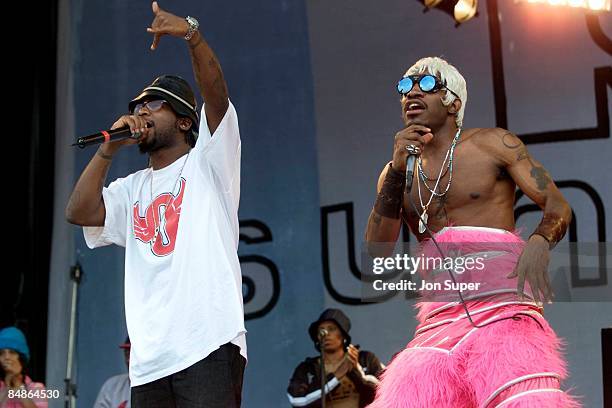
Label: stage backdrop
xmin=48 ymin=0 xmax=611 ymax=407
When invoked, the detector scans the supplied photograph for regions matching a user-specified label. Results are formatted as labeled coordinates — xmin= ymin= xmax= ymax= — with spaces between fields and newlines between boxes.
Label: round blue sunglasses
xmin=397 ymin=74 xmax=459 ymax=99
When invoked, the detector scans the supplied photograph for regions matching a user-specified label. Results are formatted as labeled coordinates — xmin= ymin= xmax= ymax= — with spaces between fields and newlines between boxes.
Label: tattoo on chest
xmin=433 ymin=194 xmax=449 ymax=220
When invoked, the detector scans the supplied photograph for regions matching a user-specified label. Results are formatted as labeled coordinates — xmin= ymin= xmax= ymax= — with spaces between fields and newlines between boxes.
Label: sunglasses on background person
xmin=397 ymin=74 xmax=460 ymax=99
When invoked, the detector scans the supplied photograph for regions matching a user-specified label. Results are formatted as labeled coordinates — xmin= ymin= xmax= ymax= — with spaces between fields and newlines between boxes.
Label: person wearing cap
xmin=287 ymin=309 xmax=384 ymax=408
xmin=93 ymin=337 xmax=131 ymax=408
xmin=0 ymin=327 xmax=47 ymax=408
xmin=65 ymin=2 xmax=246 ymax=407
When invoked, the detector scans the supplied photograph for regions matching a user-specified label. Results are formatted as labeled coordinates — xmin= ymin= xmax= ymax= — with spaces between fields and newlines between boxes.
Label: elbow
xmin=65 ymin=210 xmax=80 ymax=226
xmin=65 ymin=206 xmax=87 ymax=226
xmin=563 ymin=200 xmax=572 ymax=225
xmin=365 ymin=240 xmax=395 ymax=259
xmin=553 ymin=193 xmax=572 ymax=225
xmin=65 ymin=206 xmax=77 ymax=225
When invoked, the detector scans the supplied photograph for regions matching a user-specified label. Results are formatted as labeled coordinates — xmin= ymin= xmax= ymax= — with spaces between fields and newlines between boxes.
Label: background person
xmin=0 ymin=327 xmax=47 ymax=408
xmin=287 ymin=309 xmax=384 ymax=408
xmin=93 ymin=337 xmax=131 ymax=408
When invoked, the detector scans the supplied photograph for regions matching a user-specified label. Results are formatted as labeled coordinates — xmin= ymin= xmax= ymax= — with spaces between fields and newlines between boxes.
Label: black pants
xmin=131 ymin=343 xmax=246 ymax=408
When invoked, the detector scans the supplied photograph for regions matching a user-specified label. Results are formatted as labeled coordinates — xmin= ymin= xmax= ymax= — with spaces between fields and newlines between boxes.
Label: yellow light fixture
xmin=454 ymin=0 xmax=478 ymax=22
xmin=424 ymin=0 xmax=445 ymax=7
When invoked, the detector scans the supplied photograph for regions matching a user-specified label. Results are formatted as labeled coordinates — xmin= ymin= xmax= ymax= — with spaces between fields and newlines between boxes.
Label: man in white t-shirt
xmin=93 ymin=337 xmax=131 ymax=408
xmin=66 ymin=2 xmax=246 ymax=407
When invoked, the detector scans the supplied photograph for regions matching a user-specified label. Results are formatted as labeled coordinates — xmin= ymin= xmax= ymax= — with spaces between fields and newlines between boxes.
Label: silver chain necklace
xmin=149 ymin=151 xmax=190 ymax=247
xmin=416 ymin=128 xmax=461 ymax=233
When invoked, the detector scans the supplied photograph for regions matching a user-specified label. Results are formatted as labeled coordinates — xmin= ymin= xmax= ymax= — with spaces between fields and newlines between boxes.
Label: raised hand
xmin=147 ymin=1 xmax=190 ymax=51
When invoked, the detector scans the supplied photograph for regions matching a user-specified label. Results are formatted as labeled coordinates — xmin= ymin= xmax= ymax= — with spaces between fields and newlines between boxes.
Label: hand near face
xmin=392 ymin=125 xmax=434 ymax=172
xmin=346 ymin=344 xmax=360 ymax=369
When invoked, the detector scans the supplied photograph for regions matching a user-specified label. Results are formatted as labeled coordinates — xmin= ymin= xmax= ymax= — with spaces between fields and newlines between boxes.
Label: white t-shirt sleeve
xmin=83 ymin=177 xmax=130 ymax=248
xmin=195 ymin=100 xmax=241 ymax=193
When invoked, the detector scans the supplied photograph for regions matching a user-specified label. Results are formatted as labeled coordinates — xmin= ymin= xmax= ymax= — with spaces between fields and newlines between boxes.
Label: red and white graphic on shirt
xmin=133 ymin=178 xmax=186 ymax=257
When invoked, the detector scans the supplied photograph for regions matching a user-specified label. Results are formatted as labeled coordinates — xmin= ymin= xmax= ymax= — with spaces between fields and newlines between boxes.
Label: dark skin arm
xmin=479 ymin=129 xmax=572 ymax=305
xmin=344 ymin=346 xmax=378 ymax=401
xmin=147 ymin=1 xmax=229 ymax=134
xmin=65 ymin=116 xmax=147 ymax=226
xmin=365 ymin=125 xmax=433 ymax=256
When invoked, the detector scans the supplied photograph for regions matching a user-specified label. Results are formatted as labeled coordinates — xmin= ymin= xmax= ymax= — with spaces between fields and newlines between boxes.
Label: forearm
xmin=365 ymin=165 xmax=405 ymax=255
xmin=365 ymin=211 xmax=402 ymax=254
xmin=347 ymin=368 xmax=377 ymax=396
xmin=187 ymin=31 xmax=228 ymax=112
xmin=65 ymin=147 xmax=115 ymax=225
xmin=531 ymin=192 xmax=572 ymax=249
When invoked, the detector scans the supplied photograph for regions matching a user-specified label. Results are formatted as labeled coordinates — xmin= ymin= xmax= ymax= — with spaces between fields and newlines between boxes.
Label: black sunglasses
xmin=397 ymin=74 xmax=459 ymax=99
xmin=132 ymin=99 xmax=168 ymax=115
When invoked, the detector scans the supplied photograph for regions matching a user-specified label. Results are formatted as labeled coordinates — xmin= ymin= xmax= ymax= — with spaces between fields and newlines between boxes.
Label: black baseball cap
xmin=129 ymin=75 xmax=199 ymax=140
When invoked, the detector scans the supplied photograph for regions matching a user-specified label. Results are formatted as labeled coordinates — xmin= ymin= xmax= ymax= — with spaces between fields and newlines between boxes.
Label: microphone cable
xmin=405 ymin=157 xmax=540 ymax=330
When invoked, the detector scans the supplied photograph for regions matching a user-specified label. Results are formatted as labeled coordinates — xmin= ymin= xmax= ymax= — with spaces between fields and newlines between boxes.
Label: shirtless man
xmin=365 ymin=57 xmax=579 ymax=407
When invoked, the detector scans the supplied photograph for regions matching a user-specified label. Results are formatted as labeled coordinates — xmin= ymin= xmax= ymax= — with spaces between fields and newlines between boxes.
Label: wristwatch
xmin=184 ymin=16 xmax=199 ymax=41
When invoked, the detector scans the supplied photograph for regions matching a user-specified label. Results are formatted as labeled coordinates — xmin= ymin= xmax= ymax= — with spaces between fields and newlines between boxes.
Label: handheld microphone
xmin=318 ymin=328 xmax=329 ymax=340
xmin=405 ymin=150 xmax=419 ymax=192
xmin=71 ymin=123 xmax=152 ymax=148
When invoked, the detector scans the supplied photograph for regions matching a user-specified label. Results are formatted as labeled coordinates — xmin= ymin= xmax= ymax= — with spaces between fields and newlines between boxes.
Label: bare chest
xmin=403 ymin=145 xmax=514 ymax=230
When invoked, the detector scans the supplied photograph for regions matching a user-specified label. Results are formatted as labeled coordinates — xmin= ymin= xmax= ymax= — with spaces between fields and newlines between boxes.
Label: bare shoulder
xmin=465 ymin=127 xmax=524 ymax=165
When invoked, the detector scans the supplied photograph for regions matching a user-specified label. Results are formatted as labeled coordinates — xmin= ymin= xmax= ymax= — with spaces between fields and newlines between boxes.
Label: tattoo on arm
xmin=501 ymin=131 xmax=522 ymax=149
xmin=374 ymin=165 xmax=405 ymax=219
xmin=371 ymin=212 xmax=382 ymax=226
xmin=517 ymin=147 xmax=529 ymax=161
xmin=515 ymin=145 xmax=552 ymax=191
xmin=530 ymin=165 xmax=552 ymax=191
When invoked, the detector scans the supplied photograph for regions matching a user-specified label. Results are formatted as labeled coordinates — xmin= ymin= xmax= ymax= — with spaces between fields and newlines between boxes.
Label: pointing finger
xmin=150 ymin=33 xmax=161 ymax=50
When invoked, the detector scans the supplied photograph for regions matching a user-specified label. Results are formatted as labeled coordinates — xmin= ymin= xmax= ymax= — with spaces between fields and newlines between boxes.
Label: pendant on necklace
xmin=419 ymin=211 xmax=429 ymax=234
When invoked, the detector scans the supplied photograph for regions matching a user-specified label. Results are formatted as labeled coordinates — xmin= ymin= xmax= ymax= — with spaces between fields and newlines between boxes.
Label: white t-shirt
xmin=84 ymin=102 xmax=247 ymax=386
xmin=93 ymin=373 xmax=130 ymax=408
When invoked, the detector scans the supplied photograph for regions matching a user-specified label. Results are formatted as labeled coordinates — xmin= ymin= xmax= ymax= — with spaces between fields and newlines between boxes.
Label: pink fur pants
xmin=369 ymin=302 xmax=580 ymax=407
xmin=369 ymin=227 xmax=580 ymax=407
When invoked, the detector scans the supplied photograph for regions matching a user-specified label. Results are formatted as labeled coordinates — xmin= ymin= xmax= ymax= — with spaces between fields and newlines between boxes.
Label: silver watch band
xmin=184 ymin=16 xmax=199 ymax=41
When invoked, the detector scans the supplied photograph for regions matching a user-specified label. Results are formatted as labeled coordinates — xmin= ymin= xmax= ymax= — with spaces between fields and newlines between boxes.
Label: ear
xmin=448 ymin=98 xmax=462 ymax=115
xmin=177 ymin=118 xmax=192 ymax=131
